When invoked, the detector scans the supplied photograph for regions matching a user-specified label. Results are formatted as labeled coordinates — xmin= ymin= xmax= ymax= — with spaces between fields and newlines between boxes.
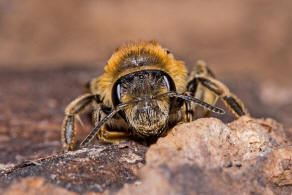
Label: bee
xmin=62 ymin=40 xmax=248 ymax=151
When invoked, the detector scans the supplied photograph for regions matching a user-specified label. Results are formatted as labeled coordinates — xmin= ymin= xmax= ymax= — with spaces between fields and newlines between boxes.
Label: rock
xmin=117 ymin=117 xmax=292 ymax=195
xmin=0 ymin=177 xmax=78 ymax=195
xmin=1 ymin=112 xmax=292 ymax=194
xmin=0 ymin=142 xmax=147 ymax=194
xmin=263 ymin=147 xmax=292 ymax=186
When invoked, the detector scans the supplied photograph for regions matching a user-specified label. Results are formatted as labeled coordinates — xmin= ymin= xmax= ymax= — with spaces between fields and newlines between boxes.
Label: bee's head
xmin=112 ymin=70 xmax=176 ymax=137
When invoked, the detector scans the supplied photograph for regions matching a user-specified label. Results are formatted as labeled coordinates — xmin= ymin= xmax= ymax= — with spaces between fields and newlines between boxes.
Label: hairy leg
xmin=186 ymin=61 xmax=218 ymax=121
xmin=186 ymin=61 xmax=248 ymax=120
xmin=62 ymin=93 xmax=95 ymax=151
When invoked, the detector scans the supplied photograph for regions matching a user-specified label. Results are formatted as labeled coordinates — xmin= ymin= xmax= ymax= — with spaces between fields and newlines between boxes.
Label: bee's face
xmin=127 ymin=96 xmax=169 ymax=136
xmin=112 ymin=70 xmax=176 ymax=136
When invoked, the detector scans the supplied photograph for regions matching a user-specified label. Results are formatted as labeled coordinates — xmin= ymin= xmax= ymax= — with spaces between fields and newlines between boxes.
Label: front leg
xmin=97 ymin=126 xmax=131 ymax=143
xmin=187 ymin=61 xmax=248 ymax=119
xmin=196 ymin=76 xmax=248 ymax=118
xmin=92 ymin=102 xmax=131 ymax=143
xmin=186 ymin=61 xmax=219 ymax=121
xmin=62 ymin=93 xmax=95 ymax=151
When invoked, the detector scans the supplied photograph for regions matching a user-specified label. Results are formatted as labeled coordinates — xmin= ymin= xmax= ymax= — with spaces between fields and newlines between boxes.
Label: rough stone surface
xmin=0 ymin=142 xmax=147 ymax=194
xmin=0 ymin=177 xmax=78 ymax=195
xmin=118 ymin=117 xmax=292 ymax=195
xmin=1 ymin=115 xmax=292 ymax=194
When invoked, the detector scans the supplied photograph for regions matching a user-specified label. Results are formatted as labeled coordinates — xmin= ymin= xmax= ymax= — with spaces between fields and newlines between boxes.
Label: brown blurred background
xmin=0 ymin=0 xmax=291 ymax=135
xmin=0 ymin=0 xmax=291 ymax=77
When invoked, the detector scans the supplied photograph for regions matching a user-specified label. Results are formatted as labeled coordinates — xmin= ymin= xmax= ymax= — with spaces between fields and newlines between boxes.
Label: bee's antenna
xmin=80 ymin=101 xmax=137 ymax=148
xmin=155 ymin=91 xmax=225 ymax=114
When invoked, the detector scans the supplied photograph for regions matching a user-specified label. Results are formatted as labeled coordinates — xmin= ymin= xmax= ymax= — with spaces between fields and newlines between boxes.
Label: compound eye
xmin=116 ymin=83 xmax=121 ymax=101
xmin=163 ymin=75 xmax=171 ymax=90
xmin=112 ymin=82 xmax=122 ymax=107
xmin=162 ymin=74 xmax=176 ymax=91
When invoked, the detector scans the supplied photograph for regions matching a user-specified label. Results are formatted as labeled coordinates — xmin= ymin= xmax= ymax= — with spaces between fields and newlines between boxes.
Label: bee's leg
xmin=97 ymin=127 xmax=131 ymax=143
xmin=91 ymin=101 xmax=131 ymax=143
xmin=186 ymin=61 xmax=218 ymax=121
xmin=62 ymin=93 xmax=95 ymax=151
xmin=184 ymin=92 xmax=198 ymax=121
xmin=187 ymin=61 xmax=248 ymax=119
xmin=196 ymin=76 xmax=248 ymax=118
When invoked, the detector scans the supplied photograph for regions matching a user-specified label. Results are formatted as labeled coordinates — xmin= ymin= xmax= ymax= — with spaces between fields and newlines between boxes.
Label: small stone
xmin=234 ymin=160 xmax=242 ymax=168
xmin=223 ymin=161 xmax=233 ymax=168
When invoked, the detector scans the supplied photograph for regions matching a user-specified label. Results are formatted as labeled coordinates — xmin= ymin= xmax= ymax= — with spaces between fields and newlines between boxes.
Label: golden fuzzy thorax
xmin=96 ymin=40 xmax=188 ymax=107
